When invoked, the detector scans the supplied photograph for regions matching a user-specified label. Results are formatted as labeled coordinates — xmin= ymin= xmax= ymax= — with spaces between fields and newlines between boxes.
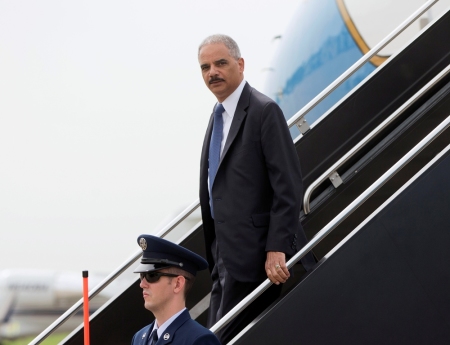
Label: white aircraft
xmin=0 ymin=269 xmax=129 ymax=341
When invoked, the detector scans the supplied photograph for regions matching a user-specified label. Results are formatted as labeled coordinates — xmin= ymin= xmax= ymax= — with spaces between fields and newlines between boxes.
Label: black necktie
xmin=149 ymin=329 xmax=158 ymax=345
xmin=208 ymin=103 xmax=225 ymax=218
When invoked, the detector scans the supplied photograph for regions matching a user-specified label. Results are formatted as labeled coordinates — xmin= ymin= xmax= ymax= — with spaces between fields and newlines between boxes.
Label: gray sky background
xmin=0 ymin=1 xmax=299 ymax=274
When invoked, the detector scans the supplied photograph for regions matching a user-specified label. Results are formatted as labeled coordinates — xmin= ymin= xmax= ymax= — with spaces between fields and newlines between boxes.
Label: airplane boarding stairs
xmin=231 ymin=137 xmax=450 ymax=345
xmin=33 ymin=5 xmax=450 ymax=345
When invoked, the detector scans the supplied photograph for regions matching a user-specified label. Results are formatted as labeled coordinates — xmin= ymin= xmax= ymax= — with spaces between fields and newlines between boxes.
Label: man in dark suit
xmin=198 ymin=34 xmax=315 ymax=344
xmin=132 ymin=234 xmax=221 ymax=345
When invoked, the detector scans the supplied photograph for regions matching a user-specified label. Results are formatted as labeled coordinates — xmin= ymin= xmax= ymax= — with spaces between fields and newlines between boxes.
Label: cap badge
xmin=139 ymin=238 xmax=147 ymax=250
xmin=164 ymin=333 xmax=170 ymax=340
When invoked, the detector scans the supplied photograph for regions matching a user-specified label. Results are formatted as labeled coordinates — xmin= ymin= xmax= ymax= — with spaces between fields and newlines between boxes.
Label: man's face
xmin=139 ymin=270 xmax=175 ymax=314
xmin=198 ymin=43 xmax=244 ymax=103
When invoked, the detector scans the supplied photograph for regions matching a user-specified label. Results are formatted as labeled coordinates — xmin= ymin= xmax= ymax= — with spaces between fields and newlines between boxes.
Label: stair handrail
xmin=210 ymin=115 xmax=450 ymax=338
xmin=286 ymin=0 xmax=438 ymax=135
xmin=303 ymin=63 xmax=450 ymax=214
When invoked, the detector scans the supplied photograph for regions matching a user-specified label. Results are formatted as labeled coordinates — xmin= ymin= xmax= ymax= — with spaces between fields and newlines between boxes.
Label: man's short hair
xmin=165 ymin=267 xmax=196 ymax=299
xmin=198 ymin=34 xmax=241 ymax=60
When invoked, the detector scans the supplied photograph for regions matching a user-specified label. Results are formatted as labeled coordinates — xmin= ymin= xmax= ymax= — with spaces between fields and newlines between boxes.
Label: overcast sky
xmin=0 ymin=1 xmax=299 ymax=274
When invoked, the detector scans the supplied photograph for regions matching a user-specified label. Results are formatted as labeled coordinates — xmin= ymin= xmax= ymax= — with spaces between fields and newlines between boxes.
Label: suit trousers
xmin=207 ymin=239 xmax=283 ymax=344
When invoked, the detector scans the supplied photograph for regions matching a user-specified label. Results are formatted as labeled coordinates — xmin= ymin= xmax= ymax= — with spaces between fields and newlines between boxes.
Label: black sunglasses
xmin=140 ymin=272 xmax=190 ymax=283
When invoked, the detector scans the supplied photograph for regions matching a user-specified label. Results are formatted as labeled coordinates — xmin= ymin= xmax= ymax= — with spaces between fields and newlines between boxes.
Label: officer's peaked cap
xmin=133 ymin=234 xmax=208 ymax=276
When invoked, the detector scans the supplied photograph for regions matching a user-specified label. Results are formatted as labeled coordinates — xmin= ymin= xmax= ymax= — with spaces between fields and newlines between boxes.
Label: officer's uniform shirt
xmin=150 ymin=308 xmax=186 ymax=341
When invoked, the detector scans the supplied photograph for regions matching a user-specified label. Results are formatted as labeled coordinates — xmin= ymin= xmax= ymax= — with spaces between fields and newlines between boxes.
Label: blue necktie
xmin=209 ymin=103 xmax=225 ymax=218
xmin=149 ymin=329 xmax=158 ymax=345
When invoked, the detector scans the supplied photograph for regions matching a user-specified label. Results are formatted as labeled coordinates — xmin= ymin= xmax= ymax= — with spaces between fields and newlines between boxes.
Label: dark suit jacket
xmin=200 ymin=82 xmax=304 ymax=283
xmin=131 ymin=309 xmax=220 ymax=345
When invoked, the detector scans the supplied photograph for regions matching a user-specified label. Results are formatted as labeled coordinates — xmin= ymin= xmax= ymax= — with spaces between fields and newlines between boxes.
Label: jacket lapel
xmin=139 ymin=322 xmax=154 ymax=345
xmin=200 ymin=111 xmax=215 ymax=184
xmin=157 ymin=309 xmax=191 ymax=345
xmin=218 ymin=82 xmax=251 ymax=167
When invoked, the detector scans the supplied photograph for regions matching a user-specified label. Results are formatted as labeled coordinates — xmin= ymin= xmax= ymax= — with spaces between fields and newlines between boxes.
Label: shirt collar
xmin=221 ymin=79 xmax=246 ymax=119
xmin=151 ymin=308 xmax=187 ymax=338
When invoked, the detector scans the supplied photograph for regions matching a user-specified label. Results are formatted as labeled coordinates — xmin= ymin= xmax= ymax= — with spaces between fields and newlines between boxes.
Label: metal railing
xmin=303 ymin=63 xmax=450 ymax=214
xmin=286 ymin=0 xmax=438 ymax=135
xmin=212 ymin=115 xmax=450 ymax=340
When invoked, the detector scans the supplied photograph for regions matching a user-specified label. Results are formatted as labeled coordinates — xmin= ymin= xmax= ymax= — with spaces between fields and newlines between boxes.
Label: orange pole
xmin=82 ymin=270 xmax=90 ymax=345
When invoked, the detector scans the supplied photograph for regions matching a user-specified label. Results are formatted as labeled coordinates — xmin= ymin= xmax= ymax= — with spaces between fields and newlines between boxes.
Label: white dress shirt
xmin=218 ymin=79 xmax=246 ymax=156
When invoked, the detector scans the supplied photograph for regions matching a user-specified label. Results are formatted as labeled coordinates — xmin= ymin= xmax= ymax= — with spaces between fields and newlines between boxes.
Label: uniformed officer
xmin=131 ymin=234 xmax=221 ymax=345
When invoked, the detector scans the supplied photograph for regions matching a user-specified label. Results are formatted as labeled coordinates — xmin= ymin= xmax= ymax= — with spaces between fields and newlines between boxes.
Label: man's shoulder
xmin=242 ymin=85 xmax=283 ymax=121
xmin=177 ymin=319 xmax=220 ymax=344
xmin=179 ymin=318 xmax=215 ymax=335
xmin=244 ymin=83 xmax=276 ymax=106
xmin=162 ymin=310 xmax=220 ymax=344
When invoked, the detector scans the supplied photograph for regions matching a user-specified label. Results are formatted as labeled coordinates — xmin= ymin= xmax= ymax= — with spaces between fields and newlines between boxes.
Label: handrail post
xmin=28 ymin=249 xmax=142 ymax=345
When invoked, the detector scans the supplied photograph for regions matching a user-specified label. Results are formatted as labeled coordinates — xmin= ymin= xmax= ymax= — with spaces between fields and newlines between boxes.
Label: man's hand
xmin=265 ymin=251 xmax=290 ymax=285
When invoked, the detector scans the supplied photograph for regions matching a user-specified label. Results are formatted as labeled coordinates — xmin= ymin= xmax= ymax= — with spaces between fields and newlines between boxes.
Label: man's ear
xmin=238 ymin=57 xmax=245 ymax=73
xmin=173 ymin=276 xmax=186 ymax=294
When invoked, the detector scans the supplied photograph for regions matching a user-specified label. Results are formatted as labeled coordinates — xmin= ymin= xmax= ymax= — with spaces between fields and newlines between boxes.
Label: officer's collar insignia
xmin=142 ymin=332 xmax=146 ymax=339
xmin=163 ymin=333 xmax=170 ymax=340
xmin=139 ymin=238 xmax=147 ymax=250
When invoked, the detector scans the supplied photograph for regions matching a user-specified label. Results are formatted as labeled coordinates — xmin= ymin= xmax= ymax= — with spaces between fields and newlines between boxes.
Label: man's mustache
xmin=209 ymin=77 xmax=225 ymax=84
